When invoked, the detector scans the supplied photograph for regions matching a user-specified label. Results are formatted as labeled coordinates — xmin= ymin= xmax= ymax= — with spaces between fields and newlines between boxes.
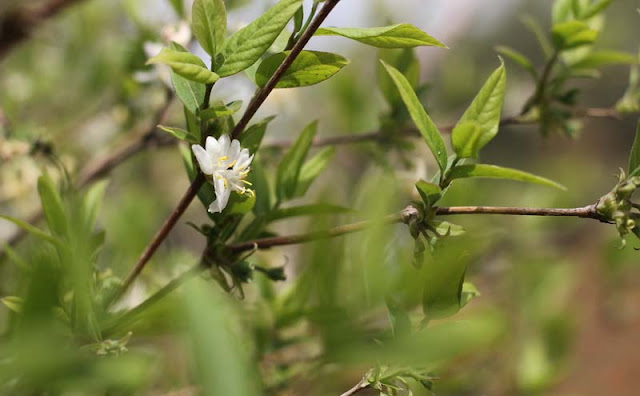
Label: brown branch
xmin=228 ymin=204 xmax=603 ymax=253
xmin=119 ymin=0 xmax=344 ymax=295
xmin=0 ymin=0 xmax=87 ymax=61
xmin=340 ymin=381 xmax=370 ymax=396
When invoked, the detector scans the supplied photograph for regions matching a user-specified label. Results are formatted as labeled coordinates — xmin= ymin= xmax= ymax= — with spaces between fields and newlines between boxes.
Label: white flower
xmin=191 ymin=134 xmax=254 ymax=213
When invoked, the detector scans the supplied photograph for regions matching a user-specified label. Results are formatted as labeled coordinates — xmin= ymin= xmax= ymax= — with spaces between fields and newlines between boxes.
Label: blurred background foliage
xmin=1 ymin=0 xmax=639 ymax=395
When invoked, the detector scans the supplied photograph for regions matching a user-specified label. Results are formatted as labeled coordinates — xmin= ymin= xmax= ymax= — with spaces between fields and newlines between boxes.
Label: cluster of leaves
xmin=498 ymin=0 xmax=638 ymax=137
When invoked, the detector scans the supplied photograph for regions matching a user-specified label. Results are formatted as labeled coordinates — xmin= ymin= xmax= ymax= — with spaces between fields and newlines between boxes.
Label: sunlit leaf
xmin=316 ymin=24 xmax=446 ymax=48
xmin=256 ymin=51 xmax=349 ymax=88
xmin=448 ymin=164 xmax=567 ymax=190
xmin=158 ymin=125 xmax=199 ymax=143
xmin=148 ymin=48 xmax=219 ymax=84
xmin=192 ymin=0 xmax=227 ymax=56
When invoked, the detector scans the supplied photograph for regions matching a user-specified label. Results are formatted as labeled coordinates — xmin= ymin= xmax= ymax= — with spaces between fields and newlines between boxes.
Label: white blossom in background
xmin=134 ymin=21 xmax=192 ymax=87
xmin=191 ymin=135 xmax=254 ymax=213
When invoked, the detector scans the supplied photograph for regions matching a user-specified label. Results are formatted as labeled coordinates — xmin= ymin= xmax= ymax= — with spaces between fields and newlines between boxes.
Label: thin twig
xmin=0 ymin=0 xmax=86 ymax=60
xmin=228 ymin=204 xmax=603 ymax=253
xmin=340 ymin=381 xmax=370 ymax=396
xmin=119 ymin=0 xmax=343 ymax=296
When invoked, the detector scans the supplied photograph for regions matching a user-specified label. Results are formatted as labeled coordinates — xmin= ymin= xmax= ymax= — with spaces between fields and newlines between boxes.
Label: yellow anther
xmin=226 ymin=160 xmax=237 ymax=169
xmin=241 ymin=180 xmax=252 ymax=186
xmin=218 ymin=156 xmax=229 ymax=161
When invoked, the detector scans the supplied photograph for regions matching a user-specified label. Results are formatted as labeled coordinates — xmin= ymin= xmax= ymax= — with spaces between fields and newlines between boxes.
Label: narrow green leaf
xmin=218 ymin=0 xmax=303 ymax=77
xmin=571 ymin=50 xmax=637 ymax=69
xmin=37 ymin=173 xmax=67 ymax=237
xmin=200 ymin=100 xmax=243 ymax=122
xmin=551 ymin=21 xmax=598 ymax=50
xmin=148 ymin=48 xmax=219 ymax=84
xmin=521 ymin=16 xmax=553 ymax=58
xmin=454 ymin=60 xmax=507 ymax=153
xmin=256 ymin=51 xmax=349 ymax=89
xmin=192 ymin=0 xmax=226 ymax=56
xmin=580 ymin=0 xmax=613 ymax=19
xmin=495 ymin=45 xmax=537 ymax=79
xmin=83 ymin=180 xmax=109 ymax=230
xmin=240 ymin=116 xmax=275 ymax=155
xmin=158 ymin=125 xmax=200 ymax=143
xmin=448 ymin=164 xmax=567 ymax=191
xmin=170 ymin=43 xmax=206 ymax=114
xmin=294 ymin=147 xmax=335 ymax=197
xmin=316 ymin=24 xmax=446 ymax=48
xmin=415 ymin=180 xmax=442 ymax=207
xmin=629 ymin=120 xmax=640 ymax=175
xmin=378 ymin=48 xmax=420 ymax=107
xmin=0 ymin=215 xmax=60 ymax=246
xmin=182 ymin=279 xmax=261 ymax=395
xmin=276 ymin=121 xmax=317 ymax=201
xmin=1 ymin=296 xmax=23 ymax=313
xmin=423 ymin=256 xmax=467 ymax=320
xmin=451 ymin=121 xmax=483 ymax=159
xmin=381 ymin=61 xmax=448 ymax=172
xmin=248 ymin=158 xmax=271 ymax=215
xmin=0 ymin=243 xmax=30 ymax=272
xmin=266 ymin=203 xmax=352 ymax=223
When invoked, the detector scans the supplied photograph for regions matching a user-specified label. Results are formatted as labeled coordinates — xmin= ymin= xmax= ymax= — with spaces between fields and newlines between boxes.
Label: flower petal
xmin=205 ymin=136 xmax=220 ymax=157
xmin=213 ymin=175 xmax=231 ymax=212
xmin=218 ymin=134 xmax=231 ymax=156
xmin=228 ymin=139 xmax=241 ymax=161
xmin=192 ymin=144 xmax=214 ymax=175
xmin=235 ymin=153 xmax=254 ymax=170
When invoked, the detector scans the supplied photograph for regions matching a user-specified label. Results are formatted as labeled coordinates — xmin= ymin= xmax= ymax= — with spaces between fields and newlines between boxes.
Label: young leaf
xmin=495 ymin=45 xmax=537 ymax=79
xmin=570 ymin=50 xmax=638 ymax=69
xmin=551 ymin=21 xmax=598 ymax=50
xmin=148 ymin=48 xmax=219 ymax=84
xmin=0 ymin=215 xmax=61 ymax=246
xmin=294 ymin=147 xmax=335 ymax=197
xmin=381 ymin=61 xmax=448 ymax=172
xmin=192 ymin=0 xmax=226 ymax=57
xmin=37 ymin=173 xmax=67 ymax=237
xmin=580 ymin=0 xmax=613 ymax=20
xmin=415 ymin=180 xmax=442 ymax=207
xmin=240 ymin=116 xmax=276 ymax=154
xmin=315 ymin=24 xmax=446 ymax=48
xmin=170 ymin=43 xmax=206 ymax=114
xmin=200 ymin=100 xmax=243 ymax=122
xmin=520 ymin=16 xmax=553 ymax=58
xmin=158 ymin=125 xmax=200 ymax=144
xmin=451 ymin=121 xmax=482 ymax=159
xmin=454 ymin=60 xmax=506 ymax=154
xmin=83 ymin=180 xmax=109 ymax=230
xmin=378 ymin=48 xmax=420 ymax=107
xmin=255 ymin=51 xmax=349 ymax=89
xmin=423 ymin=256 xmax=467 ymax=320
xmin=447 ymin=164 xmax=567 ymax=190
xmin=1 ymin=296 xmax=24 ymax=313
xmin=276 ymin=121 xmax=317 ymax=201
xmin=629 ymin=120 xmax=640 ymax=175
xmin=217 ymin=0 xmax=303 ymax=77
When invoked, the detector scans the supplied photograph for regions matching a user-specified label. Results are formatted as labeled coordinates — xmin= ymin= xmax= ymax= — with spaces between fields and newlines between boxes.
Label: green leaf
xmin=148 ymin=48 xmax=219 ymax=84
xmin=460 ymin=282 xmax=481 ymax=308
xmin=226 ymin=192 xmax=256 ymax=215
xmin=240 ymin=116 xmax=275 ymax=155
xmin=451 ymin=121 xmax=483 ymax=159
xmin=0 ymin=243 xmax=30 ymax=272
xmin=192 ymin=0 xmax=226 ymax=56
xmin=381 ymin=61 xmax=448 ymax=172
xmin=294 ymin=147 xmax=335 ymax=197
xmin=1 ymin=296 xmax=23 ymax=313
xmin=521 ymin=16 xmax=553 ymax=58
xmin=0 ymin=215 xmax=61 ymax=246
xmin=182 ymin=279 xmax=261 ymax=395
xmin=415 ymin=180 xmax=442 ymax=207
xmin=200 ymin=100 xmax=243 ymax=122
xmin=158 ymin=125 xmax=199 ymax=144
xmin=248 ymin=158 xmax=271 ymax=215
xmin=316 ymin=24 xmax=446 ymax=48
xmin=378 ymin=48 xmax=420 ymax=107
xmin=266 ymin=203 xmax=351 ymax=223
xmin=495 ymin=45 xmax=537 ymax=79
xmin=276 ymin=121 xmax=317 ymax=201
xmin=454 ymin=60 xmax=506 ymax=154
xmin=433 ymin=221 xmax=465 ymax=237
xmin=553 ymin=0 xmax=575 ymax=24
xmin=551 ymin=21 xmax=598 ymax=50
xmin=580 ymin=0 xmax=613 ymax=19
xmin=83 ymin=180 xmax=109 ymax=230
xmin=422 ymin=255 xmax=467 ymax=320
xmin=629 ymin=120 xmax=640 ymax=175
xmin=37 ymin=173 xmax=67 ymax=237
xmin=447 ymin=164 xmax=567 ymax=191
xmin=255 ymin=51 xmax=349 ymax=89
xmin=570 ymin=50 xmax=637 ymax=69
xmin=217 ymin=0 xmax=303 ymax=77
xmin=170 ymin=43 xmax=206 ymax=114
